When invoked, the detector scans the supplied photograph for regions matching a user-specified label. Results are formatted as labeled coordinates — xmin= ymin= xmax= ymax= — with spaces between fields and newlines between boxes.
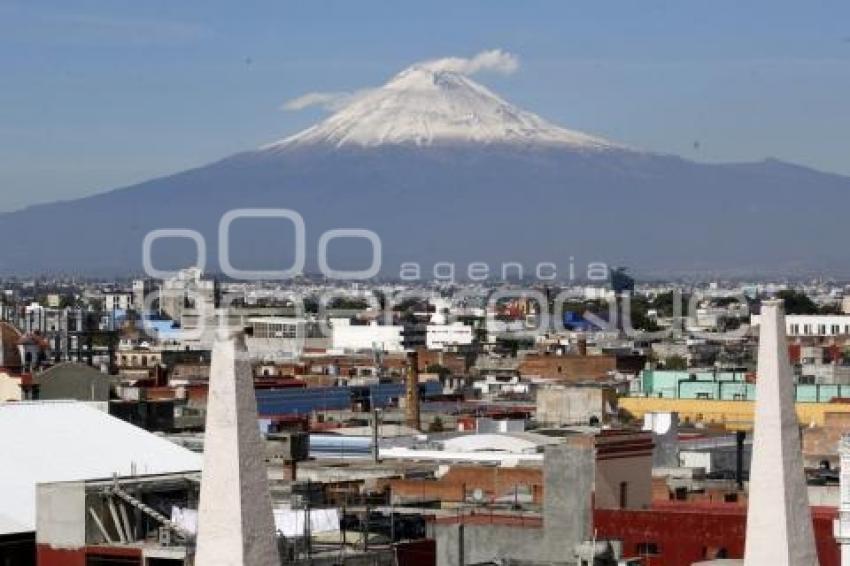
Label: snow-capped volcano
xmin=265 ymin=64 xmax=618 ymax=150
xmin=2 ymin=50 xmax=849 ymax=277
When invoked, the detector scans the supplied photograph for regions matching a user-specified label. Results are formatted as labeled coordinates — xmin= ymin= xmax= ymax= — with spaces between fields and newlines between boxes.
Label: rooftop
xmin=0 ymin=400 xmax=202 ymax=534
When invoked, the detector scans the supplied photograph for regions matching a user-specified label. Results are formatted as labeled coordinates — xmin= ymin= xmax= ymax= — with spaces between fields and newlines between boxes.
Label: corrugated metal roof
xmin=0 ymin=401 xmax=202 ymax=534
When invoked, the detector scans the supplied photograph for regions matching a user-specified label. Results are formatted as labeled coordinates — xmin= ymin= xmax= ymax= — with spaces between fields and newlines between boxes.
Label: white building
xmin=103 ymin=291 xmax=132 ymax=312
xmin=330 ymin=319 xmax=404 ymax=352
xmin=132 ymin=279 xmax=156 ymax=313
xmin=750 ymin=313 xmax=850 ymax=337
xmin=583 ymin=287 xmax=614 ymax=301
xmin=473 ymin=374 xmax=531 ymax=398
xmin=426 ymin=322 xmax=473 ymax=350
xmin=160 ymin=267 xmax=216 ymax=321
xmin=692 ymin=307 xmax=727 ymax=330
xmin=245 ymin=317 xmax=308 ymax=360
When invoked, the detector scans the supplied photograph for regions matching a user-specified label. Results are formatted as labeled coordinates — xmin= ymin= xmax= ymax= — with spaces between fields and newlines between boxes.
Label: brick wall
xmin=380 ymin=465 xmax=543 ymax=504
xmin=518 ymin=354 xmax=625 ymax=380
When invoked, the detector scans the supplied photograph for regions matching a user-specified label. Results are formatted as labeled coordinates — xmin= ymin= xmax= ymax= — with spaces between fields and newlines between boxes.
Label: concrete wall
xmin=36 ymin=481 xmax=86 ymax=549
xmin=0 ymin=371 xmax=22 ymax=402
xmin=643 ymin=412 xmax=680 ymax=468
xmin=803 ymin=412 xmax=850 ymax=467
xmin=428 ymin=443 xmax=594 ymax=566
xmin=331 ymin=322 xmax=404 ymax=352
xmin=36 ymin=364 xmax=114 ymax=402
xmin=536 ymin=386 xmax=616 ymax=425
xmin=542 ymin=442 xmax=593 ymax=553
xmin=430 ymin=522 xmax=546 ymax=566
xmin=595 ymin=454 xmax=653 ymax=510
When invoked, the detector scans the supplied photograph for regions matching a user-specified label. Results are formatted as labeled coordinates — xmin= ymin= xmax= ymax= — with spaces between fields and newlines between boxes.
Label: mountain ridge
xmin=1 ymin=59 xmax=848 ymax=277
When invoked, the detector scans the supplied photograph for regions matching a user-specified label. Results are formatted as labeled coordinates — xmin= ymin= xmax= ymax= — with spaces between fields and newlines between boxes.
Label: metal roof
xmin=0 ymin=401 xmax=202 ymax=534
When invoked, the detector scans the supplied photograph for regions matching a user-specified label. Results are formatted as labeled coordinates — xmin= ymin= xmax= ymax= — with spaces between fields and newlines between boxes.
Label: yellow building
xmin=620 ymin=396 xmax=850 ymax=431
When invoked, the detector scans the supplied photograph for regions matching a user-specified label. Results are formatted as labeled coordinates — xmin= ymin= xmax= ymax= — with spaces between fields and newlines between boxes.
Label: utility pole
xmin=458 ymin=523 xmax=464 ymax=566
xmin=363 ymin=502 xmax=370 ymax=552
xmin=390 ymin=487 xmax=395 ymax=544
xmin=304 ymin=479 xmax=312 ymax=560
xmin=372 ymin=408 xmax=381 ymax=463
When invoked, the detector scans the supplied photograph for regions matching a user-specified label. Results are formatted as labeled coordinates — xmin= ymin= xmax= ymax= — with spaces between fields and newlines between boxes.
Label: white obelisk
xmin=195 ymin=331 xmax=280 ymax=565
xmin=835 ymin=435 xmax=850 ymax=565
xmin=744 ymin=300 xmax=817 ymax=566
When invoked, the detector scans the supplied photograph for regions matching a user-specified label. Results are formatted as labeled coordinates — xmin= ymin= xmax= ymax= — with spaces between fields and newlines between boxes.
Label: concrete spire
xmin=195 ymin=331 xmax=280 ymax=566
xmin=744 ymin=300 xmax=816 ymax=566
xmin=833 ymin=434 xmax=850 ymax=566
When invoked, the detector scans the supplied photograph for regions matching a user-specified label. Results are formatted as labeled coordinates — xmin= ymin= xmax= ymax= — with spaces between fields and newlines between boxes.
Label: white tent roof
xmin=440 ymin=432 xmax=560 ymax=454
xmin=0 ymin=511 xmax=28 ymax=534
xmin=0 ymin=401 xmax=202 ymax=534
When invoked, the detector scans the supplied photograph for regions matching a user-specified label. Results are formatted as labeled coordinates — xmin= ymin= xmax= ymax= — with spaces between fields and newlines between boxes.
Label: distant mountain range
xmin=2 ymin=60 xmax=848 ymax=278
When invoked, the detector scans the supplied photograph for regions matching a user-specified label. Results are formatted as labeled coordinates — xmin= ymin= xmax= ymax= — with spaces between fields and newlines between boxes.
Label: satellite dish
xmin=472 ymin=488 xmax=485 ymax=503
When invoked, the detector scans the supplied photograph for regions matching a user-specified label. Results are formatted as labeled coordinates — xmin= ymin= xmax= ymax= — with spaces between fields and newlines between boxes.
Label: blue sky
xmin=2 ymin=0 xmax=850 ymax=212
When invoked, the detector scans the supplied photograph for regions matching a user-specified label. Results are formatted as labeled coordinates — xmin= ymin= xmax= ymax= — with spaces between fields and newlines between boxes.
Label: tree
xmin=818 ymin=303 xmax=843 ymax=315
xmin=628 ymin=295 xmax=660 ymax=332
xmin=329 ymin=297 xmax=369 ymax=310
xmin=664 ymin=355 xmax=688 ymax=370
xmin=774 ymin=290 xmax=818 ymax=315
xmin=428 ymin=416 xmax=445 ymax=433
xmin=649 ymin=291 xmax=691 ymax=318
xmin=425 ymin=363 xmax=450 ymax=378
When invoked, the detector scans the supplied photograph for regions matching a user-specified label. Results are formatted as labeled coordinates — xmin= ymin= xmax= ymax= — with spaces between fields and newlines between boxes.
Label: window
xmin=87 ymin=556 xmax=141 ymax=566
xmin=636 ymin=542 xmax=659 ymax=556
xmin=703 ymin=547 xmax=729 ymax=559
xmin=619 ymin=481 xmax=628 ymax=509
xmin=818 ymin=324 xmax=826 ymax=335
